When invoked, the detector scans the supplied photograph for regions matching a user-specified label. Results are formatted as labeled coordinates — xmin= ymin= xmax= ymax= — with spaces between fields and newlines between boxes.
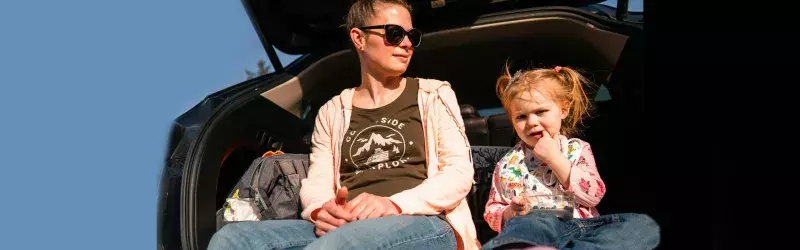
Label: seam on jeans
xmin=383 ymin=217 xmax=455 ymax=249
xmin=558 ymin=222 xmax=581 ymax=248
xmin=262 ymin=239 xmax=315 ymax=250
xmin=582 ymin=217 xmax=610 ymax=228
xmin=562 ymin=220 xmax=581 ymax=236
xmin=485 ymin=237 xmax=540 ymax=249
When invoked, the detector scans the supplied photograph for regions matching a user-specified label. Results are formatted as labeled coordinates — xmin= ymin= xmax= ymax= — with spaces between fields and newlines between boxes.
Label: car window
xmin=275 ymin=46 xmax=304 ymax=67
xmin=598 ymin=0 xmax=643 ymax=12
xmin=595 ymin=84 xmax=611 ymax=102
xmin=477 ymin=107 xmax=506 ymax=117
xmin=246 ymin=46 xmax=305 ymax=79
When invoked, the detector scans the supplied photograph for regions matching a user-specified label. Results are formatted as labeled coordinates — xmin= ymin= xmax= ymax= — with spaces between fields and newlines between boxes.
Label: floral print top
xmin=483 ymin=135 xmax=606 ymax=232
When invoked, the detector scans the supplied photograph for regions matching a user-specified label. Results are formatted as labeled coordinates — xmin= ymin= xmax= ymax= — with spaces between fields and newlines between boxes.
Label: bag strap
xmin=295 ymin=159 xmax=308 ymax=178
xmin=276 ymin=159 xmax=301 ymax=195
xmin=252 ymin=160 xmax=278 ymax=219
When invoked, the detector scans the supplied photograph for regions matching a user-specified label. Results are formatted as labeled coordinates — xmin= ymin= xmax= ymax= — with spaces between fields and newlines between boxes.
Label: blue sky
xmin=0 ymin=1 xmax=297 ymax=249
xmin=0 ymin=0 xmax=638 ymax=249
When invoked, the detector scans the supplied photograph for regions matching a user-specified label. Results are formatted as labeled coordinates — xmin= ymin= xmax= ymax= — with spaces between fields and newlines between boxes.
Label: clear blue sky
xmin=0 ymin=1 xmax=638 ymax=249
xmin=0 ymin=1 xmax=297 ymax=249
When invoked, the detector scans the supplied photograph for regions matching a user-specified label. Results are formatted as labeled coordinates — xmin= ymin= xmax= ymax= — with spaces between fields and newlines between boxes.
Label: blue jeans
xmin=482 ymin=212 xmax=660 ymax=250
xmin=208 ymin=215 xmax=456 ymax=250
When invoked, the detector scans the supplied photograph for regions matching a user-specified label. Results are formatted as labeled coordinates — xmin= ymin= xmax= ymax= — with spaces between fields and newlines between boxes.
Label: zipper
xmin=436 ymin=88 xmax=472 ymax=163
xmin=336 ymin=108 xmax=342 ymax=190
xmin=335 ymin=98 xmax=347 ymax=190
xmin=423 ymin=93 xmax=432 ymax=168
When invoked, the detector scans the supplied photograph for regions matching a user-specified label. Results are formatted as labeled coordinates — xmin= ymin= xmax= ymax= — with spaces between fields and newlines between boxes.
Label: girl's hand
xmin=502 ymin=196 xmax=530 ymax=222
xmin=533 ymin=130 xmax=562 ymax=164
xmin=534 ymin=130 xmax=573 ymax=188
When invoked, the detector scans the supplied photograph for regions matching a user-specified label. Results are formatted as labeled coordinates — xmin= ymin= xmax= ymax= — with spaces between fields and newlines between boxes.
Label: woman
xmin=208 ymin=0 xmax=479 ymax=249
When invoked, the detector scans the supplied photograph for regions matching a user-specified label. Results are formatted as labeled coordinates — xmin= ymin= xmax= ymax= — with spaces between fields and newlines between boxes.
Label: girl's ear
xmin=560 ymin=101 xmax=570 ymax=120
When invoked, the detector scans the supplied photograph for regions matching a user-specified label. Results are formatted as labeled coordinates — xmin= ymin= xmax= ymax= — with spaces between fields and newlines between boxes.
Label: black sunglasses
xmin=359 ymin=24 xmax=422 ymax=47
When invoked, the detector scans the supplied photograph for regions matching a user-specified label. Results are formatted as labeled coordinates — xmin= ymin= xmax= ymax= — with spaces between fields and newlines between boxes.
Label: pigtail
xmin=557 ymin=66 xmax=594 ymax=137
xmin=495 ymin=62 xmax=514 ymax=102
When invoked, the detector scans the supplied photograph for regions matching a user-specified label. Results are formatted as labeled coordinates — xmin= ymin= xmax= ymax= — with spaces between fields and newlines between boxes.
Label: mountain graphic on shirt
xmin=353 ymin=133 xmax=402 ymax=157
xmin=366 ymin=148 xmax=390 ymax=165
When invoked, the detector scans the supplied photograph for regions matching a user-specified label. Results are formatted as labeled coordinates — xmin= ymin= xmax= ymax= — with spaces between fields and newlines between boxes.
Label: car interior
xmin=195 ymin=10 xmax=644 ymax=248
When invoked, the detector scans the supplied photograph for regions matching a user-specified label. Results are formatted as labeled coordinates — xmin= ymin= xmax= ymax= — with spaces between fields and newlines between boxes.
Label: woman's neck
xmin=354 ymin=70 xmax=405 ymax=108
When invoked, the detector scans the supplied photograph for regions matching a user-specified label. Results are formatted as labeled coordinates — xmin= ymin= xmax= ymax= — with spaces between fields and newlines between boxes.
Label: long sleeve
xmin=299 ymin=101 xmax=337 ymax=222
xmin=483 ymin=161 xmax=510 ymax=233
xmin=561 ymin=140 xmax=606 ymax=208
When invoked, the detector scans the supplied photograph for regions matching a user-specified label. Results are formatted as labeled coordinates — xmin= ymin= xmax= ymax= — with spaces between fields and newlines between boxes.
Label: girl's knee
xmin=621 ymin=213 xmax=660 ymax=247
xmin=625 ymin=213 xmax=659 ymax=231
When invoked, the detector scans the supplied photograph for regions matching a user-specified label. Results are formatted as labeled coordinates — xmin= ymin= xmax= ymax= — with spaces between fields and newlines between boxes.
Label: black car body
xmin=157 ymin=1 xmax=644 ymax=249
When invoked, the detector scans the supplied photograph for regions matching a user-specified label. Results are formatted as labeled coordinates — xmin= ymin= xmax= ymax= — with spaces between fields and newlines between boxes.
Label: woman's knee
xmin=207 ymin=223 xmax=251 ymax=249
xmin=212 ymin=222 xmax=249 ymax=241
xmin=307 ymin=215 xmax=455 ymax=249
xmin=209 ymin=220 xmax=317 ymax=250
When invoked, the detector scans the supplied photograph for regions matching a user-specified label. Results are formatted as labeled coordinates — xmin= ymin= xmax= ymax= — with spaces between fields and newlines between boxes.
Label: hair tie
xmin=505 ymin=70 xmax=523 ymax=93
xmin=554 ymin=66 xmax=562 ymax=73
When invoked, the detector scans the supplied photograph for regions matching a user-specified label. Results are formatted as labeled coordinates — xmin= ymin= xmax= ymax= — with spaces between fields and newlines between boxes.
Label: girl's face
xmin=508 ymin=88 xmax=568 ymax=148
xmin=351 ymin=4 xmax=415 ymax=78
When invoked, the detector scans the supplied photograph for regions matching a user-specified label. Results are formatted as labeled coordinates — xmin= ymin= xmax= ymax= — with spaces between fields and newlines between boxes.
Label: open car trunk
xmin=177 ymin=6 xmax=644 ymax=250
xmin=262 ymin=9 xmax=634 ymax=118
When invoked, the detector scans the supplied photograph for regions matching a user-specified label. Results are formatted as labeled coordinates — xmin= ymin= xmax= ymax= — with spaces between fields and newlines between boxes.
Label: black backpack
xmin=216 ymin=153 xmax=309 ymax=229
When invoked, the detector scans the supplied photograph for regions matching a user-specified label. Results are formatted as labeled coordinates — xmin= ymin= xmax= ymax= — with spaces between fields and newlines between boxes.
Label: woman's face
xmin=351 ymin=4 xmax=415 ymax=77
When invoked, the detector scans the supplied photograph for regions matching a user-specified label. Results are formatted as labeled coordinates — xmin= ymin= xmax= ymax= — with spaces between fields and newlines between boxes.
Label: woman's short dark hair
xmin=345 ymin=0 xmax=413 ymax=31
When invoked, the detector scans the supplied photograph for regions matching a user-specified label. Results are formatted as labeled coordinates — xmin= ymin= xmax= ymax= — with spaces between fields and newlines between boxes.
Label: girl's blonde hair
xmin=495 ymin=63 xmax=595 ymax=137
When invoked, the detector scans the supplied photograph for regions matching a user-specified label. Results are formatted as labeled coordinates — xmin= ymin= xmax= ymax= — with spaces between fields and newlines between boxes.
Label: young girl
xmin=481 ymin=65 xmax=659 ymax=250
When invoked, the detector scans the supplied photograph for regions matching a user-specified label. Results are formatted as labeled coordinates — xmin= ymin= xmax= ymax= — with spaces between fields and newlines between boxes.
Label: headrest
xmin=460 ymin=104 xmax=477 ymax=118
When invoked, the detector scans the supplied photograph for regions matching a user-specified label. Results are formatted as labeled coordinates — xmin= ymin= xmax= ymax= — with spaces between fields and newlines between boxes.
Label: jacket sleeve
xmin=483 ymin=161 xmax=510 ymax=232
xmin=560 ymin=140 xmax=606 ymax=208
xmin=389 ymin=85 xmax=475 ymax=215
xmin=300 ymin=101 xmax=337 ymax=222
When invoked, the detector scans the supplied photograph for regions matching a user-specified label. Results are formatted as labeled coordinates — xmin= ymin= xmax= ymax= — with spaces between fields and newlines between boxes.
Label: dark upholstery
xmin=487 ymin=114 xmax=517 ymax=147
xmin=460 ymin=104 xmax=478 ymax=118
xmin=464 ymin=117 xmax=489 ymax=146
xmin=460 ymin=104 xmax=490 ymax=146
xmin=468 ymin=146 xmax=513 ymax=243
